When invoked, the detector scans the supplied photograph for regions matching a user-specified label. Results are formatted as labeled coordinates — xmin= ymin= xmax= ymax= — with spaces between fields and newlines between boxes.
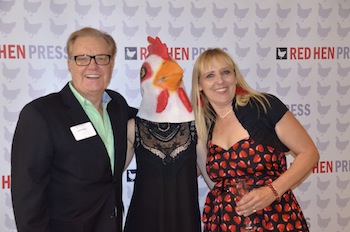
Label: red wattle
xmin=156 ymin=89 xmax=169 ymax=113
xmin=178 ymin=87 xmax=193 ymax=112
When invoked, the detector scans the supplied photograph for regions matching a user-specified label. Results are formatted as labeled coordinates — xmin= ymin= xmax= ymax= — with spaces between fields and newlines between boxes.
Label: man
xmin=11 ymin=27 xmax=135 ymax=232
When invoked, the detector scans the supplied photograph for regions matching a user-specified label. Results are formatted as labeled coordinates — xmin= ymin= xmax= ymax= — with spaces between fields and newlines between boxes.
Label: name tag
xmin=70 ymin=122 xmax=97 ymax=141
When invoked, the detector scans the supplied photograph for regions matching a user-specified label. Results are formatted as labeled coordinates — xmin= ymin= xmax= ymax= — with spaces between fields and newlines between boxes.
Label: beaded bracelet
xmin=267 ymin=183 xmax=281 ymax=202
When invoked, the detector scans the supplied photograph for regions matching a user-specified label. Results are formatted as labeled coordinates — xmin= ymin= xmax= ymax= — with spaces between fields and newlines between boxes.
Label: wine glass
xmin=236 ymin=180 xmax=256 ymax=232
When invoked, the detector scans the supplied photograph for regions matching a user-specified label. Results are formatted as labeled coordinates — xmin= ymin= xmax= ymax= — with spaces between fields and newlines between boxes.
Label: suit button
xmin=110 ymin=208 xmax=117 ymax=218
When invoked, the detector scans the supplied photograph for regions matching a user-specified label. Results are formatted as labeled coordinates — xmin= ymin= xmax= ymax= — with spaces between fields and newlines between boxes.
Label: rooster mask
xmin=137 ymin=36 xmax=194 ymax=123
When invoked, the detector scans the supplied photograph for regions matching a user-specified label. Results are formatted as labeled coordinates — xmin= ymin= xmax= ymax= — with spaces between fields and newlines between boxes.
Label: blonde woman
xmin=191 ymin=48 xmax=319 ymax=231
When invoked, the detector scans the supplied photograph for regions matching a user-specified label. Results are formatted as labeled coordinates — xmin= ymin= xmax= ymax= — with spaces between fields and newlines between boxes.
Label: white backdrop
xmin=1 ymin=0 xmax=350 ymax=231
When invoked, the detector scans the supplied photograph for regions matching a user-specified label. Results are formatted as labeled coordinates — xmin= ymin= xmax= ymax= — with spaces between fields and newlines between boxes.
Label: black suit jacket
xmin=11 ymin=84 xmax=136 ymax=232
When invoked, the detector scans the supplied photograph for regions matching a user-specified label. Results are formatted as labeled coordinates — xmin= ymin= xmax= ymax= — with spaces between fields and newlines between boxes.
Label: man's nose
xmin=88 ymin=57 xmax=99 ymax=67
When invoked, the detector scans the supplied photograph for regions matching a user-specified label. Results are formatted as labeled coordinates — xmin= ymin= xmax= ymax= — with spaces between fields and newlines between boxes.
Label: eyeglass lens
xmin=74 ymin=55 xmax=110 ymax=66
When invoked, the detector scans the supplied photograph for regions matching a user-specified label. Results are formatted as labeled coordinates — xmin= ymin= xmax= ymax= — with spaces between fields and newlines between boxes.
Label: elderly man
xmin=11 ymin=27 xmax=135 ymax=232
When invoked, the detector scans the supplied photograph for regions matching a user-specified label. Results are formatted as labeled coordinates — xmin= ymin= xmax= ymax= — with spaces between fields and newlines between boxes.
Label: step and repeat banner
xmin=1 ymin=0 xmax=350 ymax=231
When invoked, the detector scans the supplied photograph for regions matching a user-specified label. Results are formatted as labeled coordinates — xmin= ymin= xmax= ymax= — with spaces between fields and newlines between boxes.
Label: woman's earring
xmin=198 ymin=95 xmax=204 ymax=108
xmin=235 ymin=85 xmax=248 ymax=95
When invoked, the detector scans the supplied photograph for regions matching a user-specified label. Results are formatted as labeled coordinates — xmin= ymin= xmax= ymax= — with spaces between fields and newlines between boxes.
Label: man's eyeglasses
xmin=69 ymin=54 xmax=111 ymax=66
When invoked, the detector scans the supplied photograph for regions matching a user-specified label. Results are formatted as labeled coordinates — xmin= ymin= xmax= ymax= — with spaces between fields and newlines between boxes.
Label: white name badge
xmin=70 ymin=122 xmax=97 ymax=141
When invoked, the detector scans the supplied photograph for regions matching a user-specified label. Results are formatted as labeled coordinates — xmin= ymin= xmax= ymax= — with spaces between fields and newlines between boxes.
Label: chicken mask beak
xmin=153 ymin=60 xmax=183 ymax=92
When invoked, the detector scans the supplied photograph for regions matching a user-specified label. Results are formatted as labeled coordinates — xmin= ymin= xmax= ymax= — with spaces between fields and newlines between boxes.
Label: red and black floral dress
xmin=202 ymin=94 xmax=309 ymax=232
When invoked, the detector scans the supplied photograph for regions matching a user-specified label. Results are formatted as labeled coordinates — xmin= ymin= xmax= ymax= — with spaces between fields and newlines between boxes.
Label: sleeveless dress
xmin=124 ymin=117 xmax=201 ymax=232
xmin=202 ymin=95 xmax=309 ymax=232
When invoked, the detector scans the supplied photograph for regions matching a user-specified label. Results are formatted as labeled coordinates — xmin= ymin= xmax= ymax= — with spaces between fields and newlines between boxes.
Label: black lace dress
xmin=124 ymin=117 xmax=201 ymax=232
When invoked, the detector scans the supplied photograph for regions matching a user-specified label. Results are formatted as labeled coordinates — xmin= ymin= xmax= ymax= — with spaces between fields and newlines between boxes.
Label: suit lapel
xmin=107 ymin=95 xmax=126 ymax=173
xmin=60 ymin=84 xmax=112 ymax=173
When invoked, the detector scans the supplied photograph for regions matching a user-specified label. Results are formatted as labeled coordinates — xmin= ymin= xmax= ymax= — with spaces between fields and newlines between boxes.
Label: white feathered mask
xmin=137 ymin=36 xmax=194 ymax=123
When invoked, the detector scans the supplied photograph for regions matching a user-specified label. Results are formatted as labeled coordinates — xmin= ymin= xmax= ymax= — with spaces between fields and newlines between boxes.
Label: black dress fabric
xmin=124 ymin=117 xmax=201 ymax=232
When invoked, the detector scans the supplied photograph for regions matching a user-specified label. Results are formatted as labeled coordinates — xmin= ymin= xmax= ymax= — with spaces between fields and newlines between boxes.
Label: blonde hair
xmin=66 ymin=27 xmax=117 ymax=58
xmin=191 ymin=48 xmax=269 ymax=144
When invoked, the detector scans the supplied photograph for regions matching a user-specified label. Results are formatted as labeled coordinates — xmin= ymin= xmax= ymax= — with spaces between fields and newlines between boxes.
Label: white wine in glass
xmin=236 ymin=180 xmax=256 ymax=232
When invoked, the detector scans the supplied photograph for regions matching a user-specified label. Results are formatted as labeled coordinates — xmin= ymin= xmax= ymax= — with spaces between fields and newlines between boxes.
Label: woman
xmin=191 ymin=48 xmax=319 ymax=231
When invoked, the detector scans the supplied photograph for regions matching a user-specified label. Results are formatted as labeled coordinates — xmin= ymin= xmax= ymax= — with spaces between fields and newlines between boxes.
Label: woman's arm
xmin=124 ymin=119 xmax=135 ymax=171
xmin=196 ymin=136 xmax=216 ymax=189
xmin=272 ymin=111 xmax=319 ymax=197
xmin=236 ymin=111 xmax=319 ymax=216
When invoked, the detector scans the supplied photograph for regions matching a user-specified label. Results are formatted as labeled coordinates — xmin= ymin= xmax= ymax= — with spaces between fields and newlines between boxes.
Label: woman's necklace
xmin=219 ymin=109 xmax=232 ymax=119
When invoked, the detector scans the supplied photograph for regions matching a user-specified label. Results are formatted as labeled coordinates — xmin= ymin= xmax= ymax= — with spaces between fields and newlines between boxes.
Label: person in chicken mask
xmin=123 ymin=37 xmax=214 ymax=232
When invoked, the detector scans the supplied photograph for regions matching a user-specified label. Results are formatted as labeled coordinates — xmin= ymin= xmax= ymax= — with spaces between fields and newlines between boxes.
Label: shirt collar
xmin=69 ymin=81 xmax=111 ymax=107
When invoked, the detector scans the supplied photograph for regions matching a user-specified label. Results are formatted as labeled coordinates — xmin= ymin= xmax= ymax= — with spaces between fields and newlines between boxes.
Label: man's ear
xmin=67 ymin=60 xmax=72 ymax=73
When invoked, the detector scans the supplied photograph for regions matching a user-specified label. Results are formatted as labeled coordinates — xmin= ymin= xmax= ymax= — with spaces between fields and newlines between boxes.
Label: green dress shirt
xmin=69 ymin=82 xmax=115 ymax=173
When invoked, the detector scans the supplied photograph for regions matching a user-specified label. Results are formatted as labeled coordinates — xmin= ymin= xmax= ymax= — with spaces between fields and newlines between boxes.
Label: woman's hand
xmin=235 ymin=185 xmax=277 ymax=217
